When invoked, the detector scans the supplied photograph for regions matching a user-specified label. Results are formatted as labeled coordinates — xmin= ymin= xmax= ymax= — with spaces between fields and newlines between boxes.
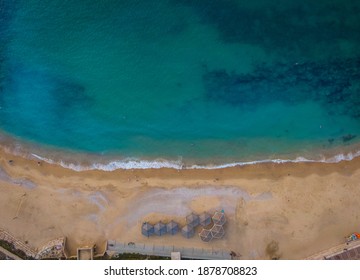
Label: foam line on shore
xmin=30 ymin=150 xmax=360 ymax=172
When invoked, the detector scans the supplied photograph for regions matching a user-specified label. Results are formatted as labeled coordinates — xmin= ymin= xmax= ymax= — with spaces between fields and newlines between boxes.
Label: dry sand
xmin=0 ymin=146 xmax=360 ymax=259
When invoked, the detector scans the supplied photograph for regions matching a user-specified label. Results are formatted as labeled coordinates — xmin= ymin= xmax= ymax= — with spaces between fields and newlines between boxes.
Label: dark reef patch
xmin=203 ymin=57 xmax=360 ymax=118
xmin=174 ymin=0 xmax=360 ymax=57
xmin=0 ymin=1 xmax=18 ymax=40
xmin=0 ymin=1 xmax=18 ymax=110
xmin=342 ymin=134 xmax=357 ymax=143
xmin=0 ymin=62 xmax=92 ymax=141
xmin=2 ymin=63 xmax=91 ymax=108
xmin=50 ymin=77 xmax=89 ymax=111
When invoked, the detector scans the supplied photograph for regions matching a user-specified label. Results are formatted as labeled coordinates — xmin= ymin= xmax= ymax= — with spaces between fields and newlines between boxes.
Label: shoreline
xmin=2 ymin=142 xmax=360 ymax=179
xmin=30 ymin=149 xmax=360 ymax=171
xmin=1 ymin=130 xmax=360 ymax=172
xmin=0 ymin=144 xmax=360 ymax=259
xmin=0 ymin=128 xmax=360 ymax=172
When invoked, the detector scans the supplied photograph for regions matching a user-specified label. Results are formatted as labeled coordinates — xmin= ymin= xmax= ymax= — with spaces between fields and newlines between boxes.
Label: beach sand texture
xmin=0 ymin=147 xmax=359 ymax=259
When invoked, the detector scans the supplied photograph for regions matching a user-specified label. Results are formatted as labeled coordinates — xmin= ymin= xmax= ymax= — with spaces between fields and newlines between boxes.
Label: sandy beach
xmin=0 ymin=146 xmax=360 ymax=259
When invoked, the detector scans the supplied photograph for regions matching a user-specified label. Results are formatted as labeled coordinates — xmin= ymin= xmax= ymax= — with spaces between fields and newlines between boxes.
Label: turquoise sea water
xmin=1 ymin=0 xmax=360 ymax=168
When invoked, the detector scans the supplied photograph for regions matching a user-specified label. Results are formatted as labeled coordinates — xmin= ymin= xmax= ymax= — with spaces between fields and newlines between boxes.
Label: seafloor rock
xmin=342 ymin=134 xmax=357 ymax=143
xmin=203 ymin=57 xmax=360 ymax=119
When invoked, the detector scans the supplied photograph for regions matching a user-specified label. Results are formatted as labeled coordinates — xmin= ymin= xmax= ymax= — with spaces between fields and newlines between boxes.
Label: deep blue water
xmin=1 ymin=0 xmax=360 ymax=167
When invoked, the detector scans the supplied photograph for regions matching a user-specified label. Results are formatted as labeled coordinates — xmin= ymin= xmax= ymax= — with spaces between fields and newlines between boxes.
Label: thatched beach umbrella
xmin=181 ymin=225 xmax=195 ymax=238
xmin=166 ymin=220 xmax=179 ymax=235
xmin=141 ymin=222 xmax=154 ymax=237
xmin=212 ymin=211 xmax=226 ymax=226
xmin=210 ymin=224 xmax=225 ymax=239
xmin=186 ymin=213 xmax=200 ymax=228
xmin=199 ymin=212 xmax=212 ymax=227
xmin=199 ymin=229 xmax=213 ymax=242
xmin=154 ymin=222 xmax=167 ymax=236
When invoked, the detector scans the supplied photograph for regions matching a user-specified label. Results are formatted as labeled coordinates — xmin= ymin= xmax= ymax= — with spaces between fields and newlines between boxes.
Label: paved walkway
xmin=0 ymin=246 xmax=22 ymax=260
xmin=107 ymin=240 xmax=232 ymax=260
xmin=307 ymin=240 xmax=360 ymax=260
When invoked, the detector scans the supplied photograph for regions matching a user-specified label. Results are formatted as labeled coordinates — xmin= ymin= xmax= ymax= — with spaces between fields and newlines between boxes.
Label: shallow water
xmin=1 ymin=0 xmax=360 ymax=168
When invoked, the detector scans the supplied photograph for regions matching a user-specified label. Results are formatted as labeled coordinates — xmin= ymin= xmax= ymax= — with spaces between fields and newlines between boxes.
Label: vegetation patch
xmin=0 ymin=239 xmax=34 ymax=260
xmin=109 ymin=253 xmax=170 ymax=260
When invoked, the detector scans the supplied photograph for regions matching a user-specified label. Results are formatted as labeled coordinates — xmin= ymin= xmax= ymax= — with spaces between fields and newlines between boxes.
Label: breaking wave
xmin=30 ymin=150 xmax=360 ymax=172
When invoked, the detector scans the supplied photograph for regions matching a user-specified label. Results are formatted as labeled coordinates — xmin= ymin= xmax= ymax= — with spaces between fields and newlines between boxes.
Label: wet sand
xmin=0 ymin=146 xmax=359 ymax=259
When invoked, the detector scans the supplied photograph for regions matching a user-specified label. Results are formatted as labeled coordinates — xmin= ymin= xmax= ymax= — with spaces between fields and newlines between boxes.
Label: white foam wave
xmin=30 ymin=150 xmax=360 ymax=172
xmin=31 ymin=154 xmax=184 ymax=171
